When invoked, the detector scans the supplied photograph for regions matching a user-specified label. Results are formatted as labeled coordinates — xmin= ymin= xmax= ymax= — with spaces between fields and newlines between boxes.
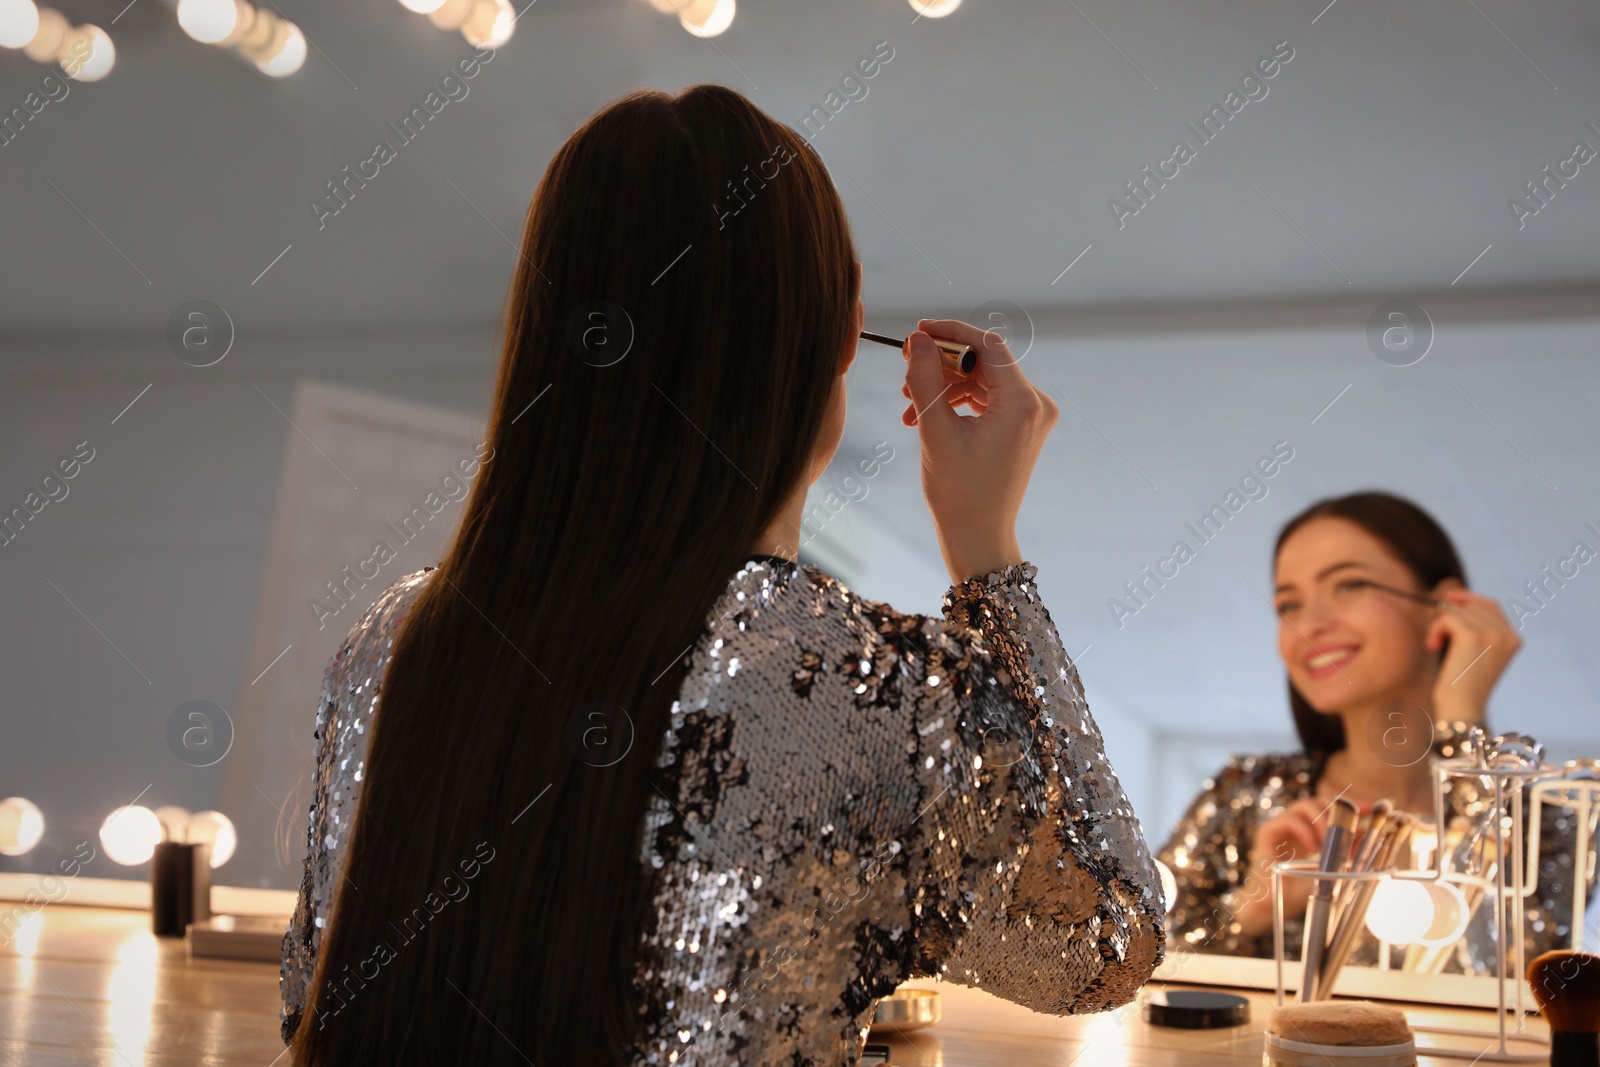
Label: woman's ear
xmin=842 ymin=263 xmax=863 ymax=376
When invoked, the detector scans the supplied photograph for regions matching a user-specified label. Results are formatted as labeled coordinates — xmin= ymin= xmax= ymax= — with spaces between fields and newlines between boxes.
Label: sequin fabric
xmin=1157 ymin=737 xmax=1597 ymax=972
xmin=281 ymin=558 xmax=1167 ymax=1061
xmin=280 ymin=567 xmax=433 ymax=1044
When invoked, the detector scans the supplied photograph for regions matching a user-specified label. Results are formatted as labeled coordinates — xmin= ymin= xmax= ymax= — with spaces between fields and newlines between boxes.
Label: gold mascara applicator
xmin=859 ymin=330 xmax=978 ymax=375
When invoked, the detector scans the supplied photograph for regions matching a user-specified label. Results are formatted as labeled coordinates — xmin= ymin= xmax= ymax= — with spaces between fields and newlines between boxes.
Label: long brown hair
xmin=290 ymin=85 xmax=858 ymax=1065
xmin=1273 ymin=492 xmax=1467 ymax=760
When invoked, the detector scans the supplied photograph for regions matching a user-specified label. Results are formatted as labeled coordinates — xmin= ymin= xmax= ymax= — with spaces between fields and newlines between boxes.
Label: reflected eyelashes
xmin=1276 ymin=579 xmax=1447 ymax=616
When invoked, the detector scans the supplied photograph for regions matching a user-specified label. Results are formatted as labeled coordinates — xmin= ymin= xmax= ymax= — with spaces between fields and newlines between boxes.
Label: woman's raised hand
xmin=1427 ymin=585 xmax=1521 ymax=725
xmin=900 ymin=319 xmax=1058 ymax=585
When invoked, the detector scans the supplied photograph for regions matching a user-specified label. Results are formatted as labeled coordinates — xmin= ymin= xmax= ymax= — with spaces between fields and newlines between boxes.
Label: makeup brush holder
xmin=1524 ymin=763 xmax=1600 ymax=955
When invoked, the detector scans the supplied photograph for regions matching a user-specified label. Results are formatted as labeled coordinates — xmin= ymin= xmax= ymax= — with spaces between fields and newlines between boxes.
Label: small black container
xmin=151 ymin=842 xmax=211 ymax=937
xmin=1142 ymin=989 xmax=1250 ymax=1029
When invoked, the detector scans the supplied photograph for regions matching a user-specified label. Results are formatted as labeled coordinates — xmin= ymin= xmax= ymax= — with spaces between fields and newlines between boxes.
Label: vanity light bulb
xmin=0 ymin=797 xmax=45 ymax=857
xmin=187 ymin=810 xmax=236 ymax=868
xmin=1413 ymin=881 xmax=1470 ymax=947
xmin=99 ymin=805 xmax=164 ymax=866
xmin=680 ymin=0 xmax=733 ymax=37
xmin=1364 ymin=879 xmax=1435 ymax=945
xmin=152 ymin=805 xmax=191 ymax=843
xmin=64 ymin=24 xmax=113 ymax=81
xmin=176 ymin=0 xmax=243 ymax=44
xmin=1153 ymin=858 xmax=1178 ymax=915
xmin=254 ymin=22 xmax=305 ymax=76
xmin=673 ymin=0 xmax=717 ymax=25
xmin=908 ymin=0 xmax=962 ymax=17
xmin=460 ymin=0 xmax=513 ymax=47
xmin=0 ymin=0 xmax=40 ymax=50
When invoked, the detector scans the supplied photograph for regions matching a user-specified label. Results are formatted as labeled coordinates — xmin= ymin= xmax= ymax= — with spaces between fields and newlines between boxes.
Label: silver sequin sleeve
xmin=636 ymin=559 xmax=1165 ymax=1065
xmin=279 ymin=569 xmax=433 ymax=1044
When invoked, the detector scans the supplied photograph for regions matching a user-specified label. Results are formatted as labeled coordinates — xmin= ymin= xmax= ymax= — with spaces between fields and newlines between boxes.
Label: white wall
xmin=2 ymin=293 xmax=1596 ymax=888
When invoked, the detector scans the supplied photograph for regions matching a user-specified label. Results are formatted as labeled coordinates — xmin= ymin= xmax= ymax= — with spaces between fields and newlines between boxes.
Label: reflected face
xmin=1273 ymin=517 xmax=1437 ymax=713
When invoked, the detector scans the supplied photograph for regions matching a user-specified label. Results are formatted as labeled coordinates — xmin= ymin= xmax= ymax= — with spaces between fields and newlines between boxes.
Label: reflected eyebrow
xmin=1274 ymin=561 xmax=1368 ymax=595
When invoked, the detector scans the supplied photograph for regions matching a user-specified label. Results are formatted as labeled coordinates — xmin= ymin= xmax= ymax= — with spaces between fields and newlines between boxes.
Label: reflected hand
xmin=1427 ymin=585 xmax=1520 ymax=725
xmin=1233 ymin=797 xmax=1336 ymax=938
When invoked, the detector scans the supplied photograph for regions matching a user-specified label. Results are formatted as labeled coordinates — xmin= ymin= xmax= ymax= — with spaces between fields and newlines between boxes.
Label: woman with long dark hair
xmin=278 ymin=84 xmax=1164 ymax=1065
xmin=1158 ymin=491 xmax=1590 ymax=966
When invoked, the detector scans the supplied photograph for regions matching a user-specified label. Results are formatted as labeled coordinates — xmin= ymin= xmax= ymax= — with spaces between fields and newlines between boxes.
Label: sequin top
xmin=280 ymin=557 xmax=1167 ymax=1061
xmin=1157 ymin=739 xmax=1597 ymax=970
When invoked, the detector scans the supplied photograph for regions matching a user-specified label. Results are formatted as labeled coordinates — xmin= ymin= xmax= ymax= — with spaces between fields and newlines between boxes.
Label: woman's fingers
xmin=918 ymin=317 xmax=1030 ymax=395
xmin=902 ymin=365 xmax=990 ymax=424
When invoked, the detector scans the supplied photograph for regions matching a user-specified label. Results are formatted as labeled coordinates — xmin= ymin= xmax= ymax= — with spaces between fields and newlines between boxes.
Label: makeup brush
xmin=859 ymin=330 xmax=978 ymax=375
xmin=1300 ymin=797 xmax=1360 ymax=1002
xmin=1314 ymin=812 xmax=1414 ymax=1001
xmin=1528 ymin=950 xmax=1600 ymax=1067
xmin=1345 ymin=579 xmax=1450 ymax=609
xmin=1334 ymin=800 xmax=1394 ymax=919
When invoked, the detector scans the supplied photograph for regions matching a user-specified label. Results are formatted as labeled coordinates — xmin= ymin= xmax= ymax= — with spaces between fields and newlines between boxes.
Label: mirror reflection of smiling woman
xmin=278 ymin=85 xmax=1164 ymax=1066
xmin=1158 ymin=492 xmax=1591 ymax=966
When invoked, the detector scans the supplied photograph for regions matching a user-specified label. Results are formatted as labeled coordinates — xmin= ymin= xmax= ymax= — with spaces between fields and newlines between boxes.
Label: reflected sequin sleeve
xmin=1154 ymin=755 xmax=1307 ymax=958
xmin=279 ymin=571 xmax=432 ymax=1044
xmin=895 ymin=562 xmax=1167 ymax=1013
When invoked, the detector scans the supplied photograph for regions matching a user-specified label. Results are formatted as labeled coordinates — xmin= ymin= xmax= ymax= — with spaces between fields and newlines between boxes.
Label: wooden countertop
xmin=0 ymin=905 xmax=1547 ymax=1065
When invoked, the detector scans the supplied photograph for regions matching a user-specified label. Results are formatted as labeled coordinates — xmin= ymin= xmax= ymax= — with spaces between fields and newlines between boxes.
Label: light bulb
xmin=0 ymin=0 xmax=39 ymax=49
xmin=254 ymin=21 xmax=304 ymax=75
xmin=1414 ymin=881 xmax=1470 ymax=947
xmin=0 ymin=797 xmax=44 ymax=857
xmin=908 ymin=0 xmax=961 ymax=16
xmin=460 ymin=0 xmax=513 ymax=47
xmin=232 ymin=5 xmax=276 ymax=53
xmin=152 ymin=806 xmax=191 ymax=843
xmin=21 ymin=4 xmax=64 ymax=60
xmin=1365 ymin=879 xmax=1435 ymax=945
xmin=176 ymin=0 xmax=243 ymax=43
xmin=187 ymin=810 xmax=236 ymax=868
xmin=680 ymin=0 xmax=733 ymax=37
xmin=674 ymin=0 xmax=717 ymax=25
xmin=427 ymin=0 xmax=474 ymax=30
xmin=99 ymin=805 xmax=164 ymax=866
xmin=1152 ymin=858 xmax=1178 ymax=914
xmin=398 ymin=0 xmax=447 ymax=11
xmin=67 ymin=25 xmax=114 ymax=81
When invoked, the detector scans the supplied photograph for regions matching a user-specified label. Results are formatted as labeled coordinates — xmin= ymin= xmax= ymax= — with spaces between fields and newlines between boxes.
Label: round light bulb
xmin=62 ymin=24 xmax=114 ymax=80
xmin=0 ymin=797 xmax=45 ymax=857
xmin=680 ymin=0 xmax=732 ymax=37
xmin=152 ymin=805 xmax=191 ymax=843
xmin=176 ymin=0 xmax=243 ymax=43
xmin=1364 ymin=879 xmax=1436 ymax=945
xmin=21 ymin=4 xmax=64 ymax=60
xmin=0 ymin=0 xmax=40 ymax=50
xmin=674 ymin=0 xmax=716 ymax=25
xmin=908 ymin=0 xmax=962 ymax=16
xmin=427 ymin=0 xmax=474 ymax=29
xmin=187 ymin=810 xmax=236 ymax=868
xmin=255 ymin=21 xmax=305 ymax=75
xmin=1153 ymin=858 xmax=1178 ymax=915
xmin=99 ymin=805 xmax=163 ymax=866
xmin=398 ymin=0 xmax=447 ymax=11
xmin=1414 ymin=881 xmax=1470 ymax=947
xmin=460 ymin=0 xmax=513 ymax=47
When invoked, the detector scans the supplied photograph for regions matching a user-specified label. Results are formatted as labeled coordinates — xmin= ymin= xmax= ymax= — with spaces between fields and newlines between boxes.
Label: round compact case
xmin=1263 ymin=1001 xmax=1417 ymax=1067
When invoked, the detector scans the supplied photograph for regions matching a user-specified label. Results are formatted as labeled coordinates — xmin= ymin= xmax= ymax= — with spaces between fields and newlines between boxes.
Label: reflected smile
xmin=1304 ymin=645 xmax=1358 ymax=678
